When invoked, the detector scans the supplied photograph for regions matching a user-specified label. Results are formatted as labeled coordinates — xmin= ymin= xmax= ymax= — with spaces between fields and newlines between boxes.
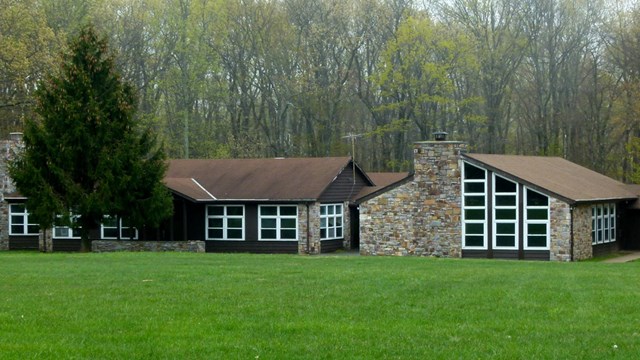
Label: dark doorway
xmin=350 ymin=205 xmax=360 ymax=250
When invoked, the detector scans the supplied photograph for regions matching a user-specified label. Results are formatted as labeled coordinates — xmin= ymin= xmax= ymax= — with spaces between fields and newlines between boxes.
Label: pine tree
xmin=9 ymin=25 xmax=173 ymax=252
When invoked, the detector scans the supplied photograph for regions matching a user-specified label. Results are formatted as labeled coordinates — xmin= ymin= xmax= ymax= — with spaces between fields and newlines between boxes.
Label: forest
xmin=2 ymin=0 xmax=640 ymax=181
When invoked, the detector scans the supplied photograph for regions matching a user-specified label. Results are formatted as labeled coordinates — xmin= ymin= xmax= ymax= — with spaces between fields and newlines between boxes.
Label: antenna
xmin=342 ymin=133 xmax=363 ymax=184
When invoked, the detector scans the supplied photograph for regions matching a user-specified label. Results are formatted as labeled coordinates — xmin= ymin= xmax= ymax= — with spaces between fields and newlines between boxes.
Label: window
xmin=493 ymin=175 xmax=518 ymax=249
xmin=207 ymin=205 xmax=244 ymax=240
xmin=53 ymin=214 xmax=81 ymax=239
xmin=259 ymin=205 xmax=298 ymax=241
xmin=321 ymin=204 xmax=343 ymax=240
xmin=101 ymin=216 xmax=138 ymax=239
xmin=592 ymin=203 xmax=616 ymax=245
xmin=9 ymin=204 xmax=39 ymax=235
xmin=462 ymin=162 xmax=487 ymax=249
xmin=524 ymin=188 xmax=549 ymax=249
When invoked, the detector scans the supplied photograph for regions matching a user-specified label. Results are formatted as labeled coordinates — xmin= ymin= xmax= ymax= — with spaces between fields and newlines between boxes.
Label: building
xmin=359 ymin=137 xmax=640 ymax=261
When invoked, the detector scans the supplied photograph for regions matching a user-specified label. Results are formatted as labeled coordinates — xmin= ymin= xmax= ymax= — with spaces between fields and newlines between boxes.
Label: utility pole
xmin=342 ymin=133 xmax=363 ymax=184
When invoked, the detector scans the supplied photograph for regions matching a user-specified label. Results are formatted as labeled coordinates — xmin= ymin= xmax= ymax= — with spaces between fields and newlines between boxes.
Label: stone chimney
xmin=411 ymin=134 xmax=467 ymax=257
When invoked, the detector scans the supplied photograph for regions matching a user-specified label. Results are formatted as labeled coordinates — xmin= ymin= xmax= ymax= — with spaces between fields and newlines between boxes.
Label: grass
xmin=1 ymin=252 xmax=639 ymax=359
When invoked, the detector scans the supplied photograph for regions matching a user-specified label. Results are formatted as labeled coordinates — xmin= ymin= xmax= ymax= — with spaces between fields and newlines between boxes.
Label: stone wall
xmin=360 ymin=141 xmax=466 ymax=257
xmin=92 ymin=240 xmax=205 ymax=253
xmin=0 ymin=134 xmax=24 ymax=251
xmin=549 ymin=198 xmax=571 ymax=261
xmin=572 ymin=204 xmax=593 ymax=260
xmin=298 ymin=202 xmax=321 ymax=255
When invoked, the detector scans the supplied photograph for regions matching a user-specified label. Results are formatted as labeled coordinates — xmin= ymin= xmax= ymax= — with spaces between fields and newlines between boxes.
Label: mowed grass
xmin=1 ymin=252 xmax=639 ymax=359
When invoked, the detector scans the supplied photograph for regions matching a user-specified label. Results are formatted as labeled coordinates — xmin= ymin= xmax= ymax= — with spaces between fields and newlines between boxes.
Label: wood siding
xmin=52 ymin=239 xmax=81 ymax=252
xmin=8 ymin=236 xmax=39 ymax=250
xmin=321 ymin=239 xmax=343 ymax=253
xmin=462 ymin=249 xmax=550 ymax=260
xmin=205 ymin=240 xmax=297 ymax=254
xmin=319 ymin=163 xmax=369 ymax=202
xmin=592 ymin=242 xmax=620 ymax=258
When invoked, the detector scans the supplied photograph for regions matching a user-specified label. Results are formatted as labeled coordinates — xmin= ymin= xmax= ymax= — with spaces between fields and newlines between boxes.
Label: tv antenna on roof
xmin=342 ymin=133 xmax=364 ymax=185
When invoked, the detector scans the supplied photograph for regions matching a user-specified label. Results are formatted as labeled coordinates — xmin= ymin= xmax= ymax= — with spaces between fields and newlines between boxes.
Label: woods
xmin=2 ymin=0 xmax=640 ymax=179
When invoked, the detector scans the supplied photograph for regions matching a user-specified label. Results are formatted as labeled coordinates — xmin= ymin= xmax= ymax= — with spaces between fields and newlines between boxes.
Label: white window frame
xmin=206 ymin=205 xmax=245 ymax=241
xmin=258 ymin=205 xmax=298 ymax=241
xmin=320 ymin=204 xmax=344 ymax=240
xmin=492 ymin=174 xmax=519 ymax=250
xmin=9 ymin=204 xmax=39 ymax=235
xmin=53 ymin=214 xmax=81 ymax=239
xmin=592 ymin=203 xmax=616 ymax=245
xmin=524 ymin=188 xmax=550 ymax=250
xmin=101 ymin=216 xmax=138 ymax=240
xmin=462 ymin=162 xmax=487 ymax=250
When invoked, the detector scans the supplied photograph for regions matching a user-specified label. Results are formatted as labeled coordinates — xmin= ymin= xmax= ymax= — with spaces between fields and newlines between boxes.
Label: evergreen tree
xmin=9 ymin=25 xmax=173 ymax=252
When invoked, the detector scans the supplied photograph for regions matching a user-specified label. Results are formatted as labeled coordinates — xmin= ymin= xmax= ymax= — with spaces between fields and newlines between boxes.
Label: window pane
xmin=11 ymin=225 xmax=23 ymax=234
xmin=321 ymin=218 xmax=327 ymax=228
xmin=336 ymin=228 xmax=342 ymax=238
xmin=208 ymin=206 xmax=224 ymax=216
xmin=281 ymin=218 xmax=296 ymax=229
xmin=261 ymin=229 xmax=276 ymax=239
xmin=466 ymin=223 xmax=484 ymax=235
xmin=209 ymin=218 xmax=223 ymax=228
xmin=328 ymin=217 xmax=334 ymax=227
xmin=336 ymin=206 xmax=342 ymax=215
xmin=527 ymin=190 xmax=548 ymax=206
xmin=11 ymin=204 xmax=25 ymax=213
xmin=321 ymin=229 xmax=327 ymax=238
xmin=121 ymin=228 xmax=136 ymax=239
xmin=320 ymin=206 xmax=327 ymax=215
xmin=465 ymin=235 xmax=484 ymax=247
xmin=329 ymin=228 xmax=335 ymax=238
xmin=27 ymin=225 xmax=39 ymax=234
xmin=280 ymin=206 xmax=297 ymax=216
xmin=464 ymin=182 xmax=484 ymax=193
xmin=465 ymin=209 xmax=485 ymax=220
xmin=328 ymin=206 xmax=334 ymax=215
xmin=55 ymin=228 xmax=70 ymax=238
xmin=528 ymin=235 xmax=547 ymax=247
xmin=261 ymin=218 xmax=277 ymax=229
xmin=495 ymin=195 xmax=516 ymax=206
xmin=495 ymin=209 xmax=516 ymax=220
xmin=528 ymin=224 xmax=547 ymax=235
xmin=227 ymin=206 xmax=243 ymax=216
xmin=465 ymin=196 xmax=485 ymax=207
xmin=464 ymin=163 xmax=485 ymax=180
xmin=336 ymin=217 xmax=342 ymax=226
xmin=496 ymin=223 xmax=515 ymax=234
xmin=209 ymin=229 xmax=223 ymax=239
xmin=228 ymin=218 xmax=242 ymax=228
xmin=527 ymin=209 xmax=548 ymax=220
xmin=227 ymin=229 xmax=242 ymax=239
xmin=495 ymin=176 xmax=516 ymax=193
xmin=11 ymin=215 xmax=24 ymax=225
xmin=280 ymin=229 xmax=296 ymax=239
xmin=496 ymin=235 xmax=515 ymax=247
xmin=104 ymin=228 xmax=118 ymax=238
xmin=261 ymin=206 xmax=277 ymax=216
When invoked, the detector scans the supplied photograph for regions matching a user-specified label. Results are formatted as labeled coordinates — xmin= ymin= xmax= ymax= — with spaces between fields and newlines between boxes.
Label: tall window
xmin=592 ymin=203 xmax=616 ymax=245
xmin=320 ymin=204 xmax=343 ymax=240
xmin=259 ymin=205 xmax=298 ymax=241
xmin=493 ymin=175 xmax=518 ymax=249
xmin=524 ymin=188 xmax=549 ymax=249
xmin=462 ymin=162 xmax=487 ymax=249
xmin=101 ymin=216 xmax=138 ymax=239
xmin=207 ymin=205 xmax=244 ymax=240
xmin=9 ymin=204 xmax=39 ymax=235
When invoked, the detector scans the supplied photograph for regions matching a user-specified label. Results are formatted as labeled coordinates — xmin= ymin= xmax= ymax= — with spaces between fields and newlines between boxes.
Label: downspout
xmin=306 ymin=203 xmax=311 ymax=254
xmin=570 ymin=206 xmax=574 ymax=262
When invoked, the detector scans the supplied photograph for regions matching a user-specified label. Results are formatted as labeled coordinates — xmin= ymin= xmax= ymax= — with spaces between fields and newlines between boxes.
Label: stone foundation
xmin=92 ymin=240 xmax=205 ymax=253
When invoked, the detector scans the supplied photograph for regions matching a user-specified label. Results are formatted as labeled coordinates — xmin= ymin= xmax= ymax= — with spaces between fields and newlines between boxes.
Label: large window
xmin=207 ymin=205 xmax=244 ymax=240
xmin=9 ymin=204 xmax=39 ymax=235
xmin=462 ymin=162 xmax=487 ymax=249
xmin=592 ymin=203 xmax=616 ymax=245
xmin=101 ymin=216 xmax=138 ymax=240
xmin=524 ymin=188 xmax=549 ymax=249
xmin=493 ymin=175 xmax=518 ymax=249
xmin=321 ymin=204 xmax=343 ymax=240
xmin=259 ymin=205 xmax=298 ymax=241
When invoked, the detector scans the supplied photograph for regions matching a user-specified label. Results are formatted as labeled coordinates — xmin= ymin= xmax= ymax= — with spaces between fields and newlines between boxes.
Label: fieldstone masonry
xmin=360 ymin=141 xmax=467 ymax=257
xmin=0 ymin=133 xmax=24 ymax=251
xmin=92 ymin=240 xmax=205 ymax=252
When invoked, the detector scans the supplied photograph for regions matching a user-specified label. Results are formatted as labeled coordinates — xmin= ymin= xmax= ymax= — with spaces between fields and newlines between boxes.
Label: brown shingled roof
xmin=166 ymin=157 xmax=365 ymax=201
xmin=355 ymin=172 xmax=412 ymax=202
xmin=463 ymin=154 xmax=637 ymax=204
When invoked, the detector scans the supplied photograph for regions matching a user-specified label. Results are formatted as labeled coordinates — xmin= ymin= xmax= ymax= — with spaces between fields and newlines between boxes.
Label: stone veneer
xmin=297 ymin=201 xmax=351 ymax=254
xmin=571 ymin=204 xmax=593 ymax=260
xmin=92 ymin=240 xmax=205 ymax=252
xmin=549 ymin=197 xmax=572 ymax=261
xmin=0 ymin=134 xmax=23 ymax=251
xmin=360 ymin=141 xmax=467 ymax=257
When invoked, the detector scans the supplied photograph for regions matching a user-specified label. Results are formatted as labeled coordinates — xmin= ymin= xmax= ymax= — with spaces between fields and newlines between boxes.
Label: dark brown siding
xmin=205 ymin=240 xmax=297 ymax=254
xmin=9 ymin=236 xmax=39 ymax=250
xmin=462 ymin=249 xmax=550 ymax=260
xmin=319 ymin=163 xmax=369 ymax=202
xmin=593 ymin=242 xmax=620 ymax=258
xmin=321 ymin=239 xmax=343 ymax=253
xmin=52 ymin=239 xmax=81 ymax=252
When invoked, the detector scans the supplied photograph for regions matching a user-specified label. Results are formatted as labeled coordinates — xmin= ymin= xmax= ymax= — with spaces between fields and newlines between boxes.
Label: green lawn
xmin=1 ymin=252 xmax=639 ymax=359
